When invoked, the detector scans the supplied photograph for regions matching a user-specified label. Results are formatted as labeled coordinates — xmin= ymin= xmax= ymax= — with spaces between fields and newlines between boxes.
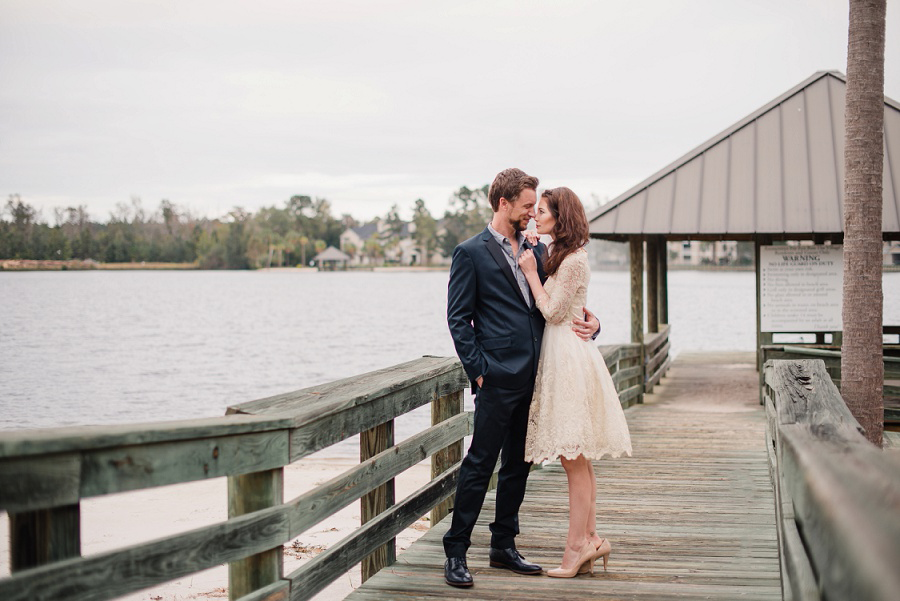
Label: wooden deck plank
xmin=346 ymin=352 xmax=782 ymax=600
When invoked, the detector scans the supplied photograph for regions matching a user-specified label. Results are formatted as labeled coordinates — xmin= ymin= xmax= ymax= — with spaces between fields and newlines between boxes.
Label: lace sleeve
xmin=536 ymin=252 xmax=588 ymax=324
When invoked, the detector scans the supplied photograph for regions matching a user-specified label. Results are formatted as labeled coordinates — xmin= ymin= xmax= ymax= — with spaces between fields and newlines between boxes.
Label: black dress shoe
xmin=489 ymin=547 xmax=542 ymax=574
xmin=445 ymin=556 xmax=473 ymax=587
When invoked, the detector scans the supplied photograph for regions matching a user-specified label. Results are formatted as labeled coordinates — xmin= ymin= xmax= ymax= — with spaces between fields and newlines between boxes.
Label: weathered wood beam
xmin=287 ymin=412 xmax=470 ymax=539
xmin=0 ymin=453 xmax=80 ymax=513
xmin=0 ymin=414 xmax=291 ymax=459
xmin=83 ymin=430 xmax=290 ymax=498
xmin=596 ymin=344 xmax=623 ymax=368
xmin=646 ymin=236 xmax=659 ymax=333
xmin=9 ymin=503 xmax=80 ymax=572
xmin=0 ymin=503 xmax=291 ymax=601
xmin=658 ymin=236 xmax=668 ymax=325
xmin=598 ymin=343 xmax=641 ymax=363
xmin=779 ymin=422 xmax=900 ymax=601
xmin=360 ymin=419 xmax=395 ymax=582
xmin=233 ymin=580 xmax=290 ymax=601
xmin=754 ymin=237 xmax=768 ymax=374
xmin=618 ymin=384 xmax=643 ymax=407
xmin=629 ymin=237 xmax=645 ymax=404
xmin=228 ymin=468 xmax=285 ymax=601
xmin=611 ymin=365 xmax=643 ymax=387
xmin=629 ymin=237 xmax=644 ymax=346
xmin=285 ymin=371 xmax=463 ymax=462
xmin=766 ymin=360 xmax=864 ymax=435
xmin=0 ymin=431 xmax=290 ymax=512
xmin=765 ymin=359 xmax=900 ymax=601
xmin=782 ymin=518 xmax=818 ymax=601
xmin=286 ymin=465 xmax=460 ymax=601
xmin=645 ymin=356 xmax=672 ymax=391
xmin=228 ymin=356 xmax=464 ymax=424
xmin=646 ymin=341 xmax=671 ymax=375
xmin=430 ymin=390 xmax=463 ymax=525
xmin=643 ymin=325 xmax=670 ymax=357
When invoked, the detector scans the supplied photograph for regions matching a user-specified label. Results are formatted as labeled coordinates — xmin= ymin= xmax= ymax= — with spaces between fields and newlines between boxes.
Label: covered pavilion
xmin=589 ymin=71 xmax=900 ymax=358
xmin=588 ymin=71 xmax=900 ymax=376
xmin=312 ymin=246 xmax=351 ymax=271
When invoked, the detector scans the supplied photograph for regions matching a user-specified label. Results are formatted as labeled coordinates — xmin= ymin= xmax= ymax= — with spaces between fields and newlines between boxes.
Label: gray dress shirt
xmin=487 ymin=223 xmax=533 ymax=306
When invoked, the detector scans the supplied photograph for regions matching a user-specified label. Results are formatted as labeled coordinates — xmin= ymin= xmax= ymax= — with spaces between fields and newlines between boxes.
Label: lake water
xmin=2 ymin=269 xmax=898 ymax=457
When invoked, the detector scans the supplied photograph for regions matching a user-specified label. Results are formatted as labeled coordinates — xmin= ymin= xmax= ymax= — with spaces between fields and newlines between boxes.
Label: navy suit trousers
xmin=442 ymin=381 xmax=533 ymax=557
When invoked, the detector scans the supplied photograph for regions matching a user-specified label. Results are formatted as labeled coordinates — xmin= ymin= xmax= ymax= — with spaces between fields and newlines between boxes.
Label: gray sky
xmin=2 ymin=0 xmax=898 ymax=223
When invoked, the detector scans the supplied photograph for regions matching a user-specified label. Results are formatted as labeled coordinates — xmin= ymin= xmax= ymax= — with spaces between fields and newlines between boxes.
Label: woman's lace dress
xmin=525 ymin=249 xmax=633 ymax=463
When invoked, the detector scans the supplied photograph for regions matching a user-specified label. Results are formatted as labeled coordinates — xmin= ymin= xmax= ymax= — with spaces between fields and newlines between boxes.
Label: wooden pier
xmin=346 ymin=352 xmax=783 ymax=601
xmin=3 ymin=330 xmax=899 ymax=601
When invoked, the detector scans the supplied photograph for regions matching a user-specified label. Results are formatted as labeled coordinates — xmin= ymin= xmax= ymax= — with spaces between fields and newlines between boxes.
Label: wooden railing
xmin=599 ymin=324 xmax=671 ymax=406
xmin=759 ymin=325 xmax=900 ymax=349
xmin=597 ymin=342 xmax=642 ymax=407
xmin=0 ymin=356 xmax=470 ymax=601
xmin=0 ymin=332 xmax=670 ymax=601
xmin=761 ymin=345 xmax=900 ymax=422
xmin=763 ymin=359 xmax=900 ymax=601
xmin=643 ymin=325 xmax=672 ymax=395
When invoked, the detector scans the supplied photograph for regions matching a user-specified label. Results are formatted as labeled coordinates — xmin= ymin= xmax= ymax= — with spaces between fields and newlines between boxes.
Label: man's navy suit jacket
xmin=447 ymin=227 xmax=548 ymax=392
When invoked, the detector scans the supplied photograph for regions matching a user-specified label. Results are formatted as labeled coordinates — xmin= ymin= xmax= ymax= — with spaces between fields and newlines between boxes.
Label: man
xmin=444 ymin=168 xmax=601 ymax=587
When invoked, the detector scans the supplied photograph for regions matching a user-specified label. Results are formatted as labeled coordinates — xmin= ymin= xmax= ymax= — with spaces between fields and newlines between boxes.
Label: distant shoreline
xmin=0 ymin=259 xmax=198 ymax=271
xmin=4 ymin=258 xmax=898 ymax=273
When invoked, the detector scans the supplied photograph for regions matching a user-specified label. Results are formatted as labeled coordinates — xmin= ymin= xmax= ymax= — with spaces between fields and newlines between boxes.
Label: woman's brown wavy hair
xmin=541 ymin=187 xmax=589 ymax=277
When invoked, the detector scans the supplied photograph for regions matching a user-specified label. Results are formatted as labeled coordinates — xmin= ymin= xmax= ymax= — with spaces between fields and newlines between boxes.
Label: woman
xmin=518 ymin=187 xmax=632 ymax=578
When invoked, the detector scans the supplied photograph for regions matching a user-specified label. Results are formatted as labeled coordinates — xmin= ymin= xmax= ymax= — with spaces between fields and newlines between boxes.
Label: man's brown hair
xmin=488 ymin=168 xmax=539 ymax=212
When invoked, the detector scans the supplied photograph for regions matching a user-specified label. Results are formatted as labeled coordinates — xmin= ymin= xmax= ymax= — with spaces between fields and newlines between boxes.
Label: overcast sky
xmin=1 ymin=1 xmax=898 ymax=223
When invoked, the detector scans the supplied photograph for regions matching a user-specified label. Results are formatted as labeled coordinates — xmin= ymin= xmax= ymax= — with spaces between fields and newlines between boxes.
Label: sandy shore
xmin=0 ymin=457 xmax=433 ymax=601
xmin=0 ymin=259 xmax=198 ymax=270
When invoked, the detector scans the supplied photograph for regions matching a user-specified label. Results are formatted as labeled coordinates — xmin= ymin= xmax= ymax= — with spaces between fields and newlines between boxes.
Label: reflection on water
xmin=2 ymin=269 xmax=898 ymax=455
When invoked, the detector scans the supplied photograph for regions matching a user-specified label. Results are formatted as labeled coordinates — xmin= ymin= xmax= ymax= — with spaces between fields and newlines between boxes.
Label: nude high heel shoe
xmin=547 ymin=544 xmax=595 ymax=578
xmin=592 ymin=538 xmax=612 ymax=572
xmin=576 ymin=538 xmax=613 ymax=574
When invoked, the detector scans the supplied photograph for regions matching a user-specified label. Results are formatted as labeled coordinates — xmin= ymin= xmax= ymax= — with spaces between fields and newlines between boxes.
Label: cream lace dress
xmin=524 ymin=248 xmax=633 ymax=463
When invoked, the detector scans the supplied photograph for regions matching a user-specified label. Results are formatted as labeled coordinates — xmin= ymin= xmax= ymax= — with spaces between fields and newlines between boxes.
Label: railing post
xmin=430 ymin=390 xmax=463 ymax=525
xmin=228 ymin=468 xmax=284 ymax=601
xmin=360 ymin=419 xmax=395 ymax=582
xmin=9 ymin=503 xmax=81 ymax=571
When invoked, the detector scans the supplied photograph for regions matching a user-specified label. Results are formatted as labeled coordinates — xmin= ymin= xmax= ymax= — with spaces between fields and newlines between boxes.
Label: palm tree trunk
xmin=841 ymin=0 xmax=886 ymax=447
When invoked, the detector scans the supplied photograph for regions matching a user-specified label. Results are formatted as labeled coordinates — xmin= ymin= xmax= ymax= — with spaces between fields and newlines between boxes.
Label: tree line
xmin=0 ymin=186 xmax=492 ymax=269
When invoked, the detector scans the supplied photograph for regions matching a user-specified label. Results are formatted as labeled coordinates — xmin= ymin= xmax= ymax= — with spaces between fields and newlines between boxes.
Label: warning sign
xmin=760 ymin=245 xmax=843 ymax=332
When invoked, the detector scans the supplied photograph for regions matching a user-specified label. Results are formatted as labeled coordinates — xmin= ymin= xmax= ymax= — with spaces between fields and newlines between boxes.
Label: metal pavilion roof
xmin=588 ymin=71 xmax=900 ymax=241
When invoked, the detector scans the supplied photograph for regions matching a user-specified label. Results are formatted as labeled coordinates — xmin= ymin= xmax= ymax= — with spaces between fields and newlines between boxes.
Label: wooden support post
xmin=360 ymin=419 xmax=396 ymax=582
xmin=228 ymin=469 xmax=284 ymax=601
xmin=630 ymin=237 xmax=645 ymax=403
xmin=647 ymin=237 xmax=659 ymax=334
xmin=755 ymin=238 xmax=762 ymax=375
xmin=9 ymin=503 xmax=81 ymax=571
xmin=430 ymin=390 xmax=463 ymax=526
xmin=755 ymin=237 xmax=770 ymax=404
xmin=658 ymin=237 xmax=668 ymax=325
